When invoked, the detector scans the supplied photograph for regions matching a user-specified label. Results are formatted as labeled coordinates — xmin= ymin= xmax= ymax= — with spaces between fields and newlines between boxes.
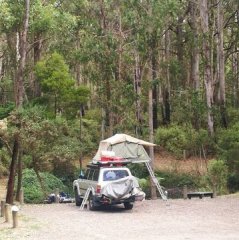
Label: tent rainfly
xmin=93 ymin=133 xmax=156 ymax=163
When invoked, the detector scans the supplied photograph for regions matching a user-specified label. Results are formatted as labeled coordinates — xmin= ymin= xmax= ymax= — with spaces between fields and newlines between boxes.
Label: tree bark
xmin=162 ymin=30 xmax=171 ymax=125
xmin=33 ymin=33 xmax=42 ymax=97
xmin=200 ymin=0 xmax=214 ymax=136
xmin=15 ymin=0 xmax=30 ymax=108
xmin=134 ymin=51 xmax=143 ymax=136
xmin=217 ymin=0 xmax=228 ymax=128
xmin=6 ymin=0 xmax=30 ymax=204
xmin=148 ymin=75 xmax=157 ymax=199
xmin=6 ymin=137 xmax=19 ymax=204
xmin=33 ymin=159 xmax=47 ymax=197
xmin=152 ymin=34 xmax=159 ymax=130
xmin=189 ymin=0 xmax=200 ymax=91
xmin=16 ymin=150 xmax=22 ymax=202
xmin=232 ymin=52 xmax=239 ymax=107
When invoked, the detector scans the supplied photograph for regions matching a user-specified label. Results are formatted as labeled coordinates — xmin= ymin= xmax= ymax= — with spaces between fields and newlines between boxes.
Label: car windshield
xmin=103 ymin=170 xmax=129 ymax=181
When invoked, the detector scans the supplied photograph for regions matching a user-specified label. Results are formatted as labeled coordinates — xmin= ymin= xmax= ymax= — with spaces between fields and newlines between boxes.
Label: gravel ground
xmin=0 ymin=195 xmax=239 ymax=240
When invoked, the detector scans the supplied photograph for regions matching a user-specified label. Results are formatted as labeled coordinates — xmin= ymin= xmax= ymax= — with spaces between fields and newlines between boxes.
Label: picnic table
xmin=187 ymin=191 xmax=213 ymax=199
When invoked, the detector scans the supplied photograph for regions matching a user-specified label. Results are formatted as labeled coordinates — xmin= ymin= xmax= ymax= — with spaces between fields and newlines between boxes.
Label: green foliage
xmin=3 ymin=106 xmax=98 ymax=181
xmin=30 ymin=0 xmax=55 ymax=34
xmin=156 ymin=170 xmax=199 ymax=189
xmin=227 ymin=173 xmax=239 ymax=193
xmin=206 ymin=159 xmax=228 ymax=195
xmin=155 ymin=124 xmax=216 ymax=158
xmin=0 ymin=1 xmax=20 ymax=32
xmin=21 ymin=169 xmax=66 ymax=204
xmin=35 ymin=52 xmax=75 ymax=95
xmin=185 ymin=127 xmax=216 ymax=156
xmin=217 ymin=123 xmax=239 ymax=169
xmin=155 ymin=125 xmax=187 ymax=158
xmin=35 ymin=52 xmax=90 ymax=117
xmin=128 ymin=163 xmax=149 ymax=179
xmin=0 ymin=149 xmax=9 ymax=177
xmin=138 ymin=178 xmax=151 ymax=197
xmin=0 ymin=103 xmax=15 ymax=119
xmin=225 ymin=108 xmax=239 ymax=128
xmin=216 ymin=123 xmax=239 ymax=192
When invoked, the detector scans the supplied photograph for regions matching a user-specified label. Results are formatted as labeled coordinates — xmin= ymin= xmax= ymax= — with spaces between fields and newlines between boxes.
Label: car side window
xmin=85 ymin=169 xmax=90 ymax=179
xmin=92 ymin=170 xmax=99 ymax=181
xmin=87 ymin=169 xmax=94 ymax=180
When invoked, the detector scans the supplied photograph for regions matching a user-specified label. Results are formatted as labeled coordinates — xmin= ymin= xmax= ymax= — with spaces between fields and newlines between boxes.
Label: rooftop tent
xmin=93 ymin=134 xmax=156 ymax=163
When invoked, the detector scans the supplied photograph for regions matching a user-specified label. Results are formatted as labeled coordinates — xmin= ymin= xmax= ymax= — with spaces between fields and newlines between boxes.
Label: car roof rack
xmin=90 ymin=159 xmax=132 ymax=167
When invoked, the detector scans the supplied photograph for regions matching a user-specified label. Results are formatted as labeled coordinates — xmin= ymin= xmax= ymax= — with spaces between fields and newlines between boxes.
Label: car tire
xmin=88 ymin=193 xmax=97 ymax=211
xmin=124 ymin=202 xmax=133 ymax=210
xmin=75 ymin=188 xmax=82 ymax=206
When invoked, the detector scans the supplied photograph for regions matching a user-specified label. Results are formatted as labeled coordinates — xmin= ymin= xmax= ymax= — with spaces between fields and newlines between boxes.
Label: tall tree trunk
xmin=15 ymin=0 xmax=29 ymax=108
xmin=152 ymin=33 xmax=158 ymax=129
xmin=33 ymin=157 xmax=47 ymax=197
xmin=16 ymin=150 xmax=22 ymax=202
xmin=176 ymin=15 xmax=186 ymax=88
xmin=148 ymin=64 xmax=157 ymax=199
xmin=217 ymin=0 xmax=228 ymax=128
xmin=189 ymin=0 xmax=200 ymax=91
xmin=6 ymin=0 xmax=30 ymax=204
xmin=189 ymin=0 xmax=200 ymax=129
xmin=148 ymin=2 xmax=157 ymax=200
xmin=200 ymin=0 xmax=214 ymax=136
xmin=162 ymin=30 xmax=171 ymax=125
xmin=6 ymin=137 xmax=19 ymax=204
xmin=33 ymin=33 xmax=42 ymax=97
xmin=232 ymin=52 xmax=239 ymax=107
xmin=134 ymin=51 xmax=143 ymax=136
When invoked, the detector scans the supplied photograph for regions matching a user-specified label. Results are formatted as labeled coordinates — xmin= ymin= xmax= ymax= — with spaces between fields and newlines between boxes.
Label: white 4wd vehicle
xmin=73 ymin=163 xmax=143 ymax=210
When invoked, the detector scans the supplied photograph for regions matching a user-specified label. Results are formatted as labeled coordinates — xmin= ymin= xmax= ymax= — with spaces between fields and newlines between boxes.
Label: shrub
xmin=138 ymin=178 xmax=150 ymax=197
xmin=227 ymin=173 xmax=239 ymax=193
xmin=0 ymin=149 xmax=9 ymax=177
xmin=0 ymin=102 xmax=15 ymax=119
xmin=21 ymin=169 xmax=66 ymax=203
xmin=137 ymin=170 xmax=200 ymax=199
xmin=156 ymin=170 xmax=199 ymax=189
xmin=217 ymin=123 xmax=239 ymax=192
xmin=227 ymin=108 xmax=239 ymax=127
xmin=128 ymin=163 xmax=148 ymax=179
xmin=206 ymin=159 xmax=228 ymax=195
xmin=155 ymin=125 xmax=187 ymax=158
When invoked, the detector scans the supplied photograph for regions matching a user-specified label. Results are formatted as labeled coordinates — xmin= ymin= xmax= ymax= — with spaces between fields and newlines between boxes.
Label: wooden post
xmin=183 ymin=150 xmax=186 ymax=160
xmin=19 ymin=189 xmax=24 ymax=205
xmin=54 ymin=188 xmax=59 ymax=203
xmin=12 ymin=206 xmax=19 ymax=228
xmin=1 ymin=200 xmax=5 ymax=217
xmin=183 ymin=185 xmax=188 ymax=200
xmin=4 ymin=203 xmax=10 ymax=222
xmin=213 ymin=184 xmax=217 ymax=198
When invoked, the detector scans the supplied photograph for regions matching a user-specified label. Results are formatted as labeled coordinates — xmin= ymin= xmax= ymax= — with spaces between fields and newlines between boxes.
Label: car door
xmin=79 ymin=168 xmax=99 ymax=197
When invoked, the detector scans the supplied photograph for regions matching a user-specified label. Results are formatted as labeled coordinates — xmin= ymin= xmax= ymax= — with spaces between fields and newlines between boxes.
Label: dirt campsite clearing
xmin=1 ymin=194 xmax=239 ymax=240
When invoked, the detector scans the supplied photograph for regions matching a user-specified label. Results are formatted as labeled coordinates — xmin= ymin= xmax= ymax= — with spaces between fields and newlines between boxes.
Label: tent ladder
xmin=80 ymin=187 xmax=91 ymax=210
xmin=145 ymin=162 xmax=168 ymax=201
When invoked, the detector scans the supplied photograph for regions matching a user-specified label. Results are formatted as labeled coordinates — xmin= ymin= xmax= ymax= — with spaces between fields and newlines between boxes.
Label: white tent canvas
xmin=93 ymin=134 xmax=156 ymax=163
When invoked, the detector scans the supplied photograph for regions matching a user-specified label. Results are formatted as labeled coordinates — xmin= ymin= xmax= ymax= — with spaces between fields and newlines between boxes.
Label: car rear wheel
xmin=75 ymin=189 xmax=82 ymax=206
xmin=124 ymin=202 xmax=133 ymax=210
xmin=88 ymin=193 xmax=97 ymax=211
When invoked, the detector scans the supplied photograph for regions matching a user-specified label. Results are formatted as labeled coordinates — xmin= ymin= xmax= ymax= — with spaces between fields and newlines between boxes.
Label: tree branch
xmin=0 ymin=137 xmax=13 ymax=155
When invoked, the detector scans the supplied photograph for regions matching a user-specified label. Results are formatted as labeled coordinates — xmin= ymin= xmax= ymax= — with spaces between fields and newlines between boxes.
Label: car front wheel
xmin=75 ymin=189 xmax=82 ymax=206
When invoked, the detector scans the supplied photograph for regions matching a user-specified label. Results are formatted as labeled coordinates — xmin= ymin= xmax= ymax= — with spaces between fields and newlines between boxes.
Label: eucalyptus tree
xmin=0 ymin=0 xmax=30 ymax=204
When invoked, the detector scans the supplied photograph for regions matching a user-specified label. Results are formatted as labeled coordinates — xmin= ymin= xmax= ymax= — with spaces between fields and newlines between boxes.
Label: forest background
xmin=0 ymin=0 xmax=238 ymax=204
